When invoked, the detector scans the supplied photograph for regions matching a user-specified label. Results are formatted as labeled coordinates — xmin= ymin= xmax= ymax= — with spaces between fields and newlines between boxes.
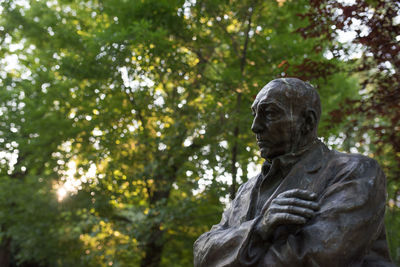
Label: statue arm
xmin=261 ymin=157 xmax=388 ymax=266
xmin=193 ymin=183 xmax=264 ymax=267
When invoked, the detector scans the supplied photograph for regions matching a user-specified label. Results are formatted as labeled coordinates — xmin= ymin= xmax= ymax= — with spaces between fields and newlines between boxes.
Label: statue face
xmin=251 ymin=83 xmax=302 ymax=159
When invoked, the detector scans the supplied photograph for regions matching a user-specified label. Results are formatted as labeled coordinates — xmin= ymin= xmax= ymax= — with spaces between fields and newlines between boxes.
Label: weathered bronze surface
xmin=194 ymin=78 xmax=395 ymax=266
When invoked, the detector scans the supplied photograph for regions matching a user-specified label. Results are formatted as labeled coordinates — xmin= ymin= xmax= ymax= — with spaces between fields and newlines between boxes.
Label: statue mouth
xmin=257 ymin=140 xmax=269 ymax=146
xmin=256 ymin=135 xmax=270 ymax=147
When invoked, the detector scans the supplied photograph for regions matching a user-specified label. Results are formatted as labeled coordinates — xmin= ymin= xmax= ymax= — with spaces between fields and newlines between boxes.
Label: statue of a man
xmin=194 ymin=78 xmax=395 ymax=266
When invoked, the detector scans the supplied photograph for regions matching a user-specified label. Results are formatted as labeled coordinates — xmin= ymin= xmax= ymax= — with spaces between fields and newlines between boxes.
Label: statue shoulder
xmin=329 ymin=149 xmax=383 ymax=176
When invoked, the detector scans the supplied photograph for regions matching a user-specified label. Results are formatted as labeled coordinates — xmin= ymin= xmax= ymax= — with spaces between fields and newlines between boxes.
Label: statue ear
xmin=301 ymin=109 xmax=317 ymax=135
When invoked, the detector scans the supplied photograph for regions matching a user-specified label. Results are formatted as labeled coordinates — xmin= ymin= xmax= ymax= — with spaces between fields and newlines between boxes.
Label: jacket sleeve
xmin=261 ymin=157 xmax=390 ymax=267
xmin=193 ymin=182 xmax=263 ymax=267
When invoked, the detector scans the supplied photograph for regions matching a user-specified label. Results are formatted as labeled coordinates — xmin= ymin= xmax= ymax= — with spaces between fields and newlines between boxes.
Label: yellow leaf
xmin=227 ymin=24 xmax=236 ymax=33
xmin=276 ymin=0 xmax=286 ymax=6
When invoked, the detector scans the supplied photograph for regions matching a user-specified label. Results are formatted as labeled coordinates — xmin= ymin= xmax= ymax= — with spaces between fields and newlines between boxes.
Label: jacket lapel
xmin=260 ymin=142 xmax=329 ymax=215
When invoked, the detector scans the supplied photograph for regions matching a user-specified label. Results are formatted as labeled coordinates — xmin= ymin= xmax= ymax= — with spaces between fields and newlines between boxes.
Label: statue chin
xmin=260 ymin=150 xmax=268 ymax=159
xmin=260 ymin=147 xmax=273 ymax=160
xmin=259 ymin=146 xmax=282 ymax=160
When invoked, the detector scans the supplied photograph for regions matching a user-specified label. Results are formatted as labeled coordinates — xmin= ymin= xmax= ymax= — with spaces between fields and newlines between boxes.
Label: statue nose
xmin=251 ymin=118 xmax=263 ymax=133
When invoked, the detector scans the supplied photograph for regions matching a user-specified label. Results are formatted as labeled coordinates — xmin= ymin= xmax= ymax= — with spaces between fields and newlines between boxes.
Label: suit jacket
xmin=194 ymin=141 xmax=395 ymax=267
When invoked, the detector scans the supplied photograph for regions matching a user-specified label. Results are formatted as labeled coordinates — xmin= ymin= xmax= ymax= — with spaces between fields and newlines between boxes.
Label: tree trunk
xmin=140 ymin=225 xmax=164 ymax=267
xmin=230 ymin=124 xmax=240 ymax=200
xmin=0 ymin=237 xmax=11 ymax=267
xmin=140 ymin=177 xmax=174 ymax=267
xmin=230 ymin=3 xmax=254 ymax=200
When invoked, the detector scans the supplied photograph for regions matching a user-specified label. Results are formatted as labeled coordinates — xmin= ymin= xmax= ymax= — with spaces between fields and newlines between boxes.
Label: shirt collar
xmin=261 ymin=139 xmax=320 ymax=177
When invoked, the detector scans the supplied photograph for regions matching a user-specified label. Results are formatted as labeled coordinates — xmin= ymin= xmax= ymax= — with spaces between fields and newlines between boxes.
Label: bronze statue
xmin=194 ymin=78 xmax=395 ymax=266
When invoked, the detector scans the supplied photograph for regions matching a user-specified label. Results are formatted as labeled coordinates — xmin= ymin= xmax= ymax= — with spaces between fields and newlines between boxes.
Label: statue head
xmin=251 ymin=78 xmax=321 ymax=160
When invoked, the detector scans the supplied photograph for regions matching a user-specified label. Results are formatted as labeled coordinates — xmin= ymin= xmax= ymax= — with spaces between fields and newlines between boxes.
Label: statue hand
xmin=256 ymin=189 xmax=319 ymax=240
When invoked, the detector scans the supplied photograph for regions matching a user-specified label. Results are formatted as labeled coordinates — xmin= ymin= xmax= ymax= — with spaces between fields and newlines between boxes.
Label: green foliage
xmin=0 ymin=0 xmax=396 ymax=266
xmin=387 ymin=206 xmax=400 ymax=263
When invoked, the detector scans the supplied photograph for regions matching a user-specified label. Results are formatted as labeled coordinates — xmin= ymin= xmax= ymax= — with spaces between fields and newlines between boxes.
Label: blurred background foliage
xmin=0 ymin=0 xmax=399 ymax=266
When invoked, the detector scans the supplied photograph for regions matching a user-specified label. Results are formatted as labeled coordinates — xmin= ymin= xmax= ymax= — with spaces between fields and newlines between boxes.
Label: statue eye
xmin=257 ymin=103 xmax=282 ymax=120
xmin=265 ymin=108 xmax=279 ymax=119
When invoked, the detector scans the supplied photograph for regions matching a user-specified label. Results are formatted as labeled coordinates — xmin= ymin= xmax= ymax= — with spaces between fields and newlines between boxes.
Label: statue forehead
xmin=252 ymin=82 xmax=290 ymax=108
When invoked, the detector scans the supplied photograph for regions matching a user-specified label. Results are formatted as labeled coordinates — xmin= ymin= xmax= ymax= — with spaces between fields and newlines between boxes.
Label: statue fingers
xmin=274 ymin=197 xmax=320 ymax=211
xmin=271 ymin=213 xmax=308 ymax=226
xmin=277 ymin=189 xmax=317 ymax=200
xmin=269 ymin=205 xmax=315 ymax=218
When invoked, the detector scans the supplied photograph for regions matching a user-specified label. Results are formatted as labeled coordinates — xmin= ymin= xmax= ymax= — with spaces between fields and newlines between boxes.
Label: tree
xmin=0 ymin=0 xmax=359 ymax=266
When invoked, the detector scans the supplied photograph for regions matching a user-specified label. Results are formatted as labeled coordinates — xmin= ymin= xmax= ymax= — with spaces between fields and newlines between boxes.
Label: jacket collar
xmin=302 ymin=140 xmax=327 ymax=173
xmin=261 ymin=139 xmax=325 ymax=177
